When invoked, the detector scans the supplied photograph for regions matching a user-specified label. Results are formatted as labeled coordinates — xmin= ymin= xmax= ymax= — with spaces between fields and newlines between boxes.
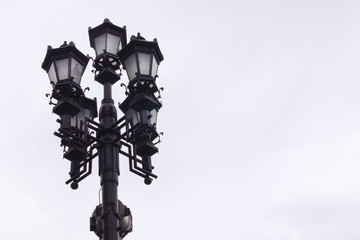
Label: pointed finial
xmin=137 ymin=32 xmax=145 ymax=40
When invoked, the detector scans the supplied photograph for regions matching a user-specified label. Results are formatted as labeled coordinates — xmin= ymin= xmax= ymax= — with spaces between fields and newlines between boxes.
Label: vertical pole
xmin=98 ymin=82 xmax=120 ymax=240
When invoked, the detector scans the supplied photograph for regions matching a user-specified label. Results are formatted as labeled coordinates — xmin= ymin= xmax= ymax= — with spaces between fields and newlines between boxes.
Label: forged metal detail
xmin=46 ymin=93 xmax=57 ymax=105
xmin=157 ymin=87 xmax=164 ymax=99
xmin=153 ymin=132 xmax=163 ymax=145
xmin=52 ymin=94 xmax=160 ymax=187
xmin=120 ymin=83 xmax=129 ymax=96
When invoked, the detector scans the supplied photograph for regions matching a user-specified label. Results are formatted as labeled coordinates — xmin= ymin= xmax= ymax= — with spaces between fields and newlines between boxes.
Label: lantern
xmin=71 ymin=97 xmax=98 ymax=130
xmin=89 ymin=18 xmax=127 ymax=57
xmin=89 ymin=18 xmax=127 ymax=80
xmin=120 ymin=93 xmax=161 ymax=132
xmin=119 ymin=93 xmax=161 ymax=157
xmin=42 ymin=41 xmax=89 ymax=100
xmin=117 ymin=33 xmax=164 ymax=94
xmin=64 ymin=97 xmax=97 ymax=163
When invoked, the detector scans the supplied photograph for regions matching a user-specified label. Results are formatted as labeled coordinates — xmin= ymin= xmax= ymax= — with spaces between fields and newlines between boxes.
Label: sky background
xmin=1 ymin=0 xmax=360 ymax=239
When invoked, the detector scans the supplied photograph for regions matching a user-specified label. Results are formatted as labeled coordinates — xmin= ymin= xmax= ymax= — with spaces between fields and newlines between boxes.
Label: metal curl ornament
xmin=46 ymin=93 xmax=57 ymax=105
xmin=156 ymin=87 xmax=164 ymax=99
xmin=153 ymin=132 xmax=163 ymax=145
xmin=120 ymin=83 xmax=129 ymax=95
xmin=84 ymin=87 xmax=90 ymax=93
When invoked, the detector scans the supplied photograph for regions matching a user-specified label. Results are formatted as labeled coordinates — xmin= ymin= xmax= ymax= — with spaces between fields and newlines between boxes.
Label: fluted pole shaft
xmin=98 ymin=82 xmax=120 ymax=240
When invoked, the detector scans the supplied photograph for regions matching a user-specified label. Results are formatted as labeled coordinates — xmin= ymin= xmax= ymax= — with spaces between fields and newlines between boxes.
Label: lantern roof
xmin=119 ymin=93 xmax=162 ymax=114
xmin=41 ymin=41 xmax=89 ymax=72
xmin=117 ymin=33 xmax=164 ymax=64
xmin=88 ymin=18 xmax=127 ymax=52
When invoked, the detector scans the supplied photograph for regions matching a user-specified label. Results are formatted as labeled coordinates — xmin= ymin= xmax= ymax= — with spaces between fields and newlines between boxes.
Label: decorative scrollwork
xmin=46 ymin=93 xmax=57 ymax=105
xmin=156 ymin=87 xmax=164 ymax=99
xmin=84 ymin=87 xmax=90 ymax=93
xmin=153 ymin=132 xmax=163 ymax=145
xmin=120 ymin=83 xmax=129 ymax=95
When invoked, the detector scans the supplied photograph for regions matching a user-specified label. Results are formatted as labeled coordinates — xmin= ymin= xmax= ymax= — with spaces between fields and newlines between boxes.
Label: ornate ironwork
xmin=53 ymin=107 xmax=159 ymax=189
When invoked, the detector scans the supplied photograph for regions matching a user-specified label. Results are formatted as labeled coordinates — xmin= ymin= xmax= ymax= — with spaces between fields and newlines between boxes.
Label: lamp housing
xmin=89 ymin=18 xmax=127 ymax=57
xmin=119 ymin=93 xmax=161 ymax=156
xmin=89 ymin=19 xmax=127 ymax=85
xmin=119 ymin=93 xmax=161 ymax=131
xmin=71 ymin=97 xmax=98 ymax=130
xmin=117 ymin=34 xmax=164 ymax=95
xmin=53 ymin=97 xmax=81 ymax=132
xmin=64 ymin=97 xmax=97 ymax=162
xmin=42 ymin=42 xmax=89 ymax=100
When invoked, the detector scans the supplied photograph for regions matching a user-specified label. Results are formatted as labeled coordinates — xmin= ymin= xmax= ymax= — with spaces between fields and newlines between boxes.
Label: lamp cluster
xmin=42 ymin=19 xmax=164 ymax=189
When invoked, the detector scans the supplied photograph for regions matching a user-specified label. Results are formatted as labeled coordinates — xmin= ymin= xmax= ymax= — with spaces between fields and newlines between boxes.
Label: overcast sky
xmin=1 ymin=0 xmax=360 ymax=239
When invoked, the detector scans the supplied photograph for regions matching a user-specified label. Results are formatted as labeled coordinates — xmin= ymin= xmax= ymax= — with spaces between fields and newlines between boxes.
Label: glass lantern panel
xmin=84 ymin=108 xmax=92 ymax=119
xmin=71 ymin=109 xmax=85 ymax=129
xmin=106 ymin=33 xmax=121 ymax=55
xmin=151 ymin=55 xmax=159 ymax=78
xmin=55 ymin=58 xmax=69 ymax=81
xmin=70 ymin=57 xmax=84 ymax=85
xmin=150 ymin=109 xmax=158 ymax=127
xmin=126 ymin=108 xmax=139 ymax=126
xmin=123 ymin=53 xmax=137 ymax=81
xmin=94 ymin=33 xmax=106 ymax=56
xmin=48 ymin=62 xmax=58 ymax=85
xmin=71 ymin=115 xmax=77 ymax=127
xmin=139 ymin=110 xmax=151 ymax=125
xmin=77 ymin=110 xmax=85 ymax=128
xmin=138 ymin=53 xmax=151 ymax=75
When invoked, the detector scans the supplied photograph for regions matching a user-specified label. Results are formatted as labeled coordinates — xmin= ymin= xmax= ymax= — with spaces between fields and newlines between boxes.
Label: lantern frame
xmin=117 ymin=34 xmax=164 ymax=95
xmin=71 ymin=97 xmax=98 ymax=130
xmin=65 ymin=96 xmax=98 ymax=161
xmin=42 ymin=42 xmax=89 ymax=100
xmin=89 ymin=19 xmax=127 ymax=57
xmin=89 ymin=19 xmax=127 ymax=72
xmin=119 ymin=93 xmax=161 ymax=157
xmin=119 ymin=93 xmax=161 ymax=129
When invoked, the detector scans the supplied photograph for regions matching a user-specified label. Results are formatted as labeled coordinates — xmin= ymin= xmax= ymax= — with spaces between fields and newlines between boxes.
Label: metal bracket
xmin=112 ymin=116 xmax=158 ymax=183
xmin=54 ymin=113 xmax=158 ymax=188
xmin=54 ymin=118 xmax=100 ymax=189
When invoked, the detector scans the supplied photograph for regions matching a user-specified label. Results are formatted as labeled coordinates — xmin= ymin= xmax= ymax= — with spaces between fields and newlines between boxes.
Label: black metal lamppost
xmin=42 ymin=19 xmax=164 ymax=240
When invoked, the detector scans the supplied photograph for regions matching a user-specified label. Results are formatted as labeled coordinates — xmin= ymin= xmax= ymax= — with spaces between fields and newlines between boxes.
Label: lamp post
xmin=42 ymin=19 xmax=164 ymax=240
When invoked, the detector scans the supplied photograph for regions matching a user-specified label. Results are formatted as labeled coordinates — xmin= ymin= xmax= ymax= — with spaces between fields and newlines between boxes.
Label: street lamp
xmin=42 ymin=19 xmax=164 ymax=240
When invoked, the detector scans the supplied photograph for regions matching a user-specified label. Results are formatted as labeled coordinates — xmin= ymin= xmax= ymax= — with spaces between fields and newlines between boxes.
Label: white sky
xmin=1 ymin=0 xmax=360 ymax=239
